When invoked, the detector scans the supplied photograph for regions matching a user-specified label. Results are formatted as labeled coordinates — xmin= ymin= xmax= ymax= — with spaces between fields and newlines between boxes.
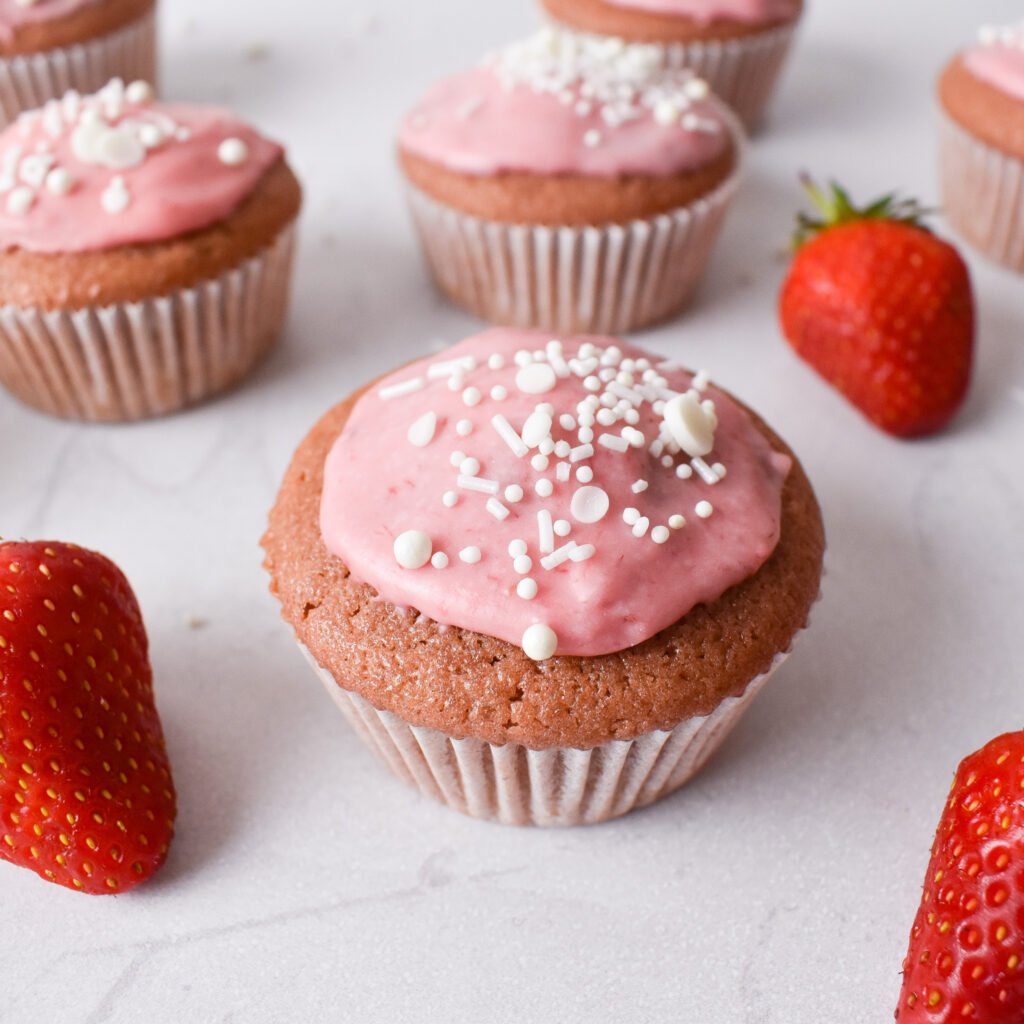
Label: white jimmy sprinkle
xmin=541 ymin=541 xmax=578 ymax=570
xmin=380 ymin=377 xmax=425 ymax=400
xmin=538 ymin=509 xmax=555 ymax=554
xmin=458 ymin=475 xmax=499 ymax=495
xmin=492 ymin=414 xmax=529 ymax=457
xmin=428 ymin=355 xmax=476 ymax=379
xmin=556 ymin=462 xmax=570 ymax=482
xmin=691 ymin=457 xmax=720 ymax=485
xmin=486 ymin=498 xmax=511 ymax=520
xmin=631 ymin=480 xmax=649 ymax=494
xmin=568 ymin=443 xmax=594 ymax=463
xmin=569 ymin=544 xmax=595 ymax=562
xmin=598 ymin=433 xmax=629 ymax=453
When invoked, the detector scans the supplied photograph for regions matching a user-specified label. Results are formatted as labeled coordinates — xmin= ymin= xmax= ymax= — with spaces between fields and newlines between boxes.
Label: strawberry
xmin=779 ymin=179 xmax=974 ymax=438
xmin=0 ymin=540 xmax=175 ymax=894
xmin=896 ymin=730 xmax=1024 ymax=1020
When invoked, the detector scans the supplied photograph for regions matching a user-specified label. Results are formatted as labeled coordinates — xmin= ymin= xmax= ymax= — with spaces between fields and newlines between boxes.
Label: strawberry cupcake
xmin=263 ymin=328 xmax=824 ymax=826
xmin=398 ymin=28 xmax=743 ymax=334
xmin=0 ymin=79 xmax=302 ymax=421
xmin=938 ymin=21 xmax=1024 ymax=272
xmin=0 ymin=0 xmax=156 ymax=128
xmin=538 ymin=0 xmax=803 ymax=129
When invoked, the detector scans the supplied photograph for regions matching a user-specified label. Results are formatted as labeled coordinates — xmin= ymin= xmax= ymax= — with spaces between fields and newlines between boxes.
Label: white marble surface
xmin=3 ymin=1 xmax=1024 ymax=1021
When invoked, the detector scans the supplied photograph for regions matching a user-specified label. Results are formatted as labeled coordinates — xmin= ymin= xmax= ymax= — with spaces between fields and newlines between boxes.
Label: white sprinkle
xmin=569 ymin=544 xmax=595 ymax=562
xmin=514 ymin=349 xmax=532 ymax=367
xmin=623 ymin=508 xmax=640 ymax=526
xmin=539 ymin=438 xmax=555 ymax=456
xmin=6 ymin=186 xmax=33 ymax=215
xmin=662 ymin=455 xmax=675 ymax=468
xmin=515 ymin=362 xmax=557 ymax=395
xmin=675 ymin=463 xmax=693 ymax=480
xmin=492 ymin=414 xmax=529 ymax=457
xmin=559 ymin=413 xmax=576 ymax=431
xmin=44 ymin=167 xmax=73 ymax=195
xmin=691 ymin=457 xmax=721 ymax=485
xmin=139 ymin=123 xmax=165 ymax=149
xmin=488 ymin=353 xmax=505 ymax=370
xmin=569 ymin=443 xmax=594 ymax=463
xmin=428 ymin=355 xmax=476 ymax=379
xmin=583 ymin=128 xmax=602 ymax=147
xmin=458 ymin=475 xmax=499 ymax=495
xmin=553 ymin=519 xmax=571 ymax=537
xmin=538 ymin=509 xmax=555 ymax=554
xmin=431 ymin=552 xmax=449 ymax=569
xmin=459 ymin=546 xmax=482 ymax=564
xmin=490 ymin=385 xmax=508 ymax=401
xmin=631 ymin=479 xmax=649 ymax=494
xmin=712 ymin=462 xmax=727 ymax=478
xmin=407 ymin=410 xmax=437 ymax=448
xmin=663 ymin=392 xmax=715 ymax=458
xmin=531 ymin=454 xmax=549 ymax=472
xmin=486 ymin=498 xmax=511 ymax=520
xmin=651 ymin=526 xmax=670 ymax=544
xmin=447 ymin=374 xmax=464 ymax=392
xmin=450 ymin=450 xmax=466 ymax=467
xmin=459 ymin=457 xmax=480 ymax=477
xmin=456 ymin=419 xmax=473 ymax=436
xmin=535 ymin=479 xmax=554 ymax=498
xmin=394 ymin=530 xmax=432 ymax=569
xmin=504 ymin=484 xmax=524 ymax=503
xmin=517 ymin=578 xmax=539 ymax=600
xmin=685 ymin=78 xmax=710 ymax=100
xmin=578 ymin=427 xmax=594 ymax=444
xmin=462 ymin=386 xmax=482 ymax=407
xmin=576 ymin=466 xmax=593 ymax=483
xmin=218 ymin=137 xmax=249 ymax=166
xmin=522 ymin=409 xmax=553 ymax=448
xmin=695 ymin=501 xmax=714 ymax=519
xmin=513 ymin=554 xmax=533 ymax=574
xmin=522 ymin=623 xmax=557 ymax=660
xmin=555 ymin=462 xmax=569 ymax=482
xmin=570 ymin=485 xmax=610 ymax=524
xmin=583 ymin=375 xmax=601 ymax=392
xmin=508 ymin=539 xmax=528 ymax=557
xmin=125 ymin=80 xmax=154 ymax=104
xmin=621 ymin=426 xmax=645 ymax=448
xmin=669 ymin=514 xmax=686 ymax=529
xmin=540 ymin=542 xmax=578 ymax=570
xmin=379 ymin=377 xmax=424 ymax=400
xmin=596 ymin=409 xmax=617 ymax=427
xmin=442 ymin=491 xmax=458 ymax=507
xmin=692 ymin=369 xmax=711 ymax=391
xmin=632 ymin=517 xmax=650 ymax=538
xmin=598 ymin=433 xmax=629 ymax=453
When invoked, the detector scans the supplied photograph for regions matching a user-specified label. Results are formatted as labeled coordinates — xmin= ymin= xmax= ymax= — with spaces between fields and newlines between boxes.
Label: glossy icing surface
xmin=320 ymin=328 xmax=790 ymax=658
xmin=602 ymin=0 xmax=799 ymax=25
xmin=398 ymin=28 xmax=731 ymax=178
xmin=0 ymin=79 xmax=283 ymax=253
xmin=964 ymin=23 xmax=1024 ymax=102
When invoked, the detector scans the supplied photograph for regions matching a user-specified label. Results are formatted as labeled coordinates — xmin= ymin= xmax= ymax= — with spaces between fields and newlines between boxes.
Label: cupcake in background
xmin=398 ymin=28 xmax=743 ymax=335
xmin=0 ymin=0 xmax=156 ymax=128
xmin=0 ymin=78 xmax=302 ymax=422
xmin=263 ymin=328 xmax=824 ymax=826
xmin=537 ymin=0 xmax=802 ymax=130
xmin=938 ymin=21 xmax=1024 ymax=272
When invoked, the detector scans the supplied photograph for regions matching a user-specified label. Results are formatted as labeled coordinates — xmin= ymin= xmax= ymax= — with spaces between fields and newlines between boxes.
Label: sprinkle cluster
xmin=380 ymin=337 xmax=727 ymax=661
xmin=481 ymin=27 xmax=720 ymax=142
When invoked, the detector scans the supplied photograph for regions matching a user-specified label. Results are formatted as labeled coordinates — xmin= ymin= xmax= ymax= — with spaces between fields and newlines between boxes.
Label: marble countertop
xmin=3 ymin=1 xmax=1024 ymax=1021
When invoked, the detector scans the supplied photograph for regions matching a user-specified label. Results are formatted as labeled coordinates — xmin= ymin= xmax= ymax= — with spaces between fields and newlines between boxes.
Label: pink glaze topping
xmin=0 ymin=0 xmax=98 ymax=41
xmin=964 ymin=22 xmax=1024 ymax=102
xmin=0 ymin=79 xmax=283 ymax=253
xmin=398 ymin=28 xmax=732 ymax=178
xmin=320 ymin=328 xmax=790 ymax=659
xmin=603 ymin=0 xmax=798 ymax=25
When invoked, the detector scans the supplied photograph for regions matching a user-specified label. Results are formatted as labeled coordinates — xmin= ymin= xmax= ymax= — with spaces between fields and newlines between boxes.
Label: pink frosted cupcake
xmin=0 ymin=0 xmax=156 ymax=128
xmin=263 ymin=328 xmax=824 ymax=826
xmin=538 ymin=0 xmax=803 ymax=129
xmin=938 ymin=21 xmax=1024 ymax=271
xmin=398 ymin=28 xmax=743 ymax=334
xmin=0 ymin=79 xmax=302 ymax=421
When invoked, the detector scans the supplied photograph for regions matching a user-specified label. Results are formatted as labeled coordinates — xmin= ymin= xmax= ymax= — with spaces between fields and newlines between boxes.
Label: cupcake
xmin=398 ymin=28 xmax=743 ymax=335
xmin=0 ymin=0 xmax=156 ymax=128
xmin=0 ymin=78 xmax=302 ymax=421
xmin=538 ymin=0 xmax=803 ymax=129
xmin=262 ymin=328 xmax=824 ymax=827
xmin=938 ymin=21 xmax=1024 ymax=272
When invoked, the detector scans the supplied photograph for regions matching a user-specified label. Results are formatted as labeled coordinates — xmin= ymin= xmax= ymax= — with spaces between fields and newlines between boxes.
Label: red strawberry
xmin=896 ymin=730 xmax=1024 ymax=1020
xmin=779 ymin=179 xmax=974 ymax=438
xmin=0 ymin=540 xmax=175 ymax=894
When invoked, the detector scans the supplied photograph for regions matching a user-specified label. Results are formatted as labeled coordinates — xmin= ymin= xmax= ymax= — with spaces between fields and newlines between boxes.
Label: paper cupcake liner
xmin=939 ymin=114 xmax=1024 ymax=272
xmin=0 ymin=7 xmax=157 ymax=130
xmin=405 ymin=143 xmax=741 ymax=335
xmin=301 ymin=644 xmax=790 ymax=827
xmin=0 ymin=221 xmax=297 ymax=421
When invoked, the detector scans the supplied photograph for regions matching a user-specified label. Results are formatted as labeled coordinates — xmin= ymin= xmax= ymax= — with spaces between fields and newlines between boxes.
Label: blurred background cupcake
xmin=0 ymin=78 xmax=302 ymax=421
xmin=398 ymin=27 xmax=743 ymax=335
xmin=938 ymin=20 xmax=1024 ymax=272
xmin=0 ymin=0 xmax=156 ymax=128
xmin=537 ymin=0 xmax=803 ymax=129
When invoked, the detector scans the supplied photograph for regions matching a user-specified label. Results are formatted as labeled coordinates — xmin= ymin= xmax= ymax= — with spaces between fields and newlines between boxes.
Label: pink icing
xmin=0 ymin=81 xmax=283 ymax=253
xmin=398 ymin=30 xmax=731 ymax=178
xmin=0 ymin=0 xmax=98 ymax=41
xmin=320 ymin=328 xmax=790 ymax=658
xmin=603 ymin=0 xmax=798 ymax=24
xmin=965 ymin=26 xmax=1024 ymax=102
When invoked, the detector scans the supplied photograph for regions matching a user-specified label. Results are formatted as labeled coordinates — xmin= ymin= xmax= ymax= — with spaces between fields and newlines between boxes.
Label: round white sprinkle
xmin=583 ymin=129 xmax=602 ymax=147
xmin=676 ymin=464 xmax=693 ymax=480
xmin=459 ymin=546 xmax=482 ymax=564
xmin=553 ymin=519 xmax=571 ymax=537
xmin=661 ymin=455 xmax=675 ymax=468
xmin=100 ymin=175 xmax=130 ymax=214
xmin=651 ymin=526 xmax=670 ymax=544
xmin=570 ymin=485 xmax=610 ymax=524
xmin=695 ymin=501 xmax=714 ymax=519
xmin=431 ymin=552 xmax=449 ymax=569
xmin=504 ymin=485 xmax=524 ymax=503
xmin=449 ymin=450 xmax=466 ymax=467
xmin=490 ymin=385 xmax=508 ymax=401
xmin=442 ymin=491 xmax=459 ymax=508
xmin=218 ymin=137 xmax=249 ymax=166
xmin=535 ymin=479 xmax=554 ymax=498
xmin=559 ymin=414 xmax=576 ymax=431
xmin=576 ymin=466 xmax=594 ymax=483
xmin=531 ymin=454 xmax=549 ymax=472
xmin=508 ymin=539 xmax=528 ymax=557
xmin=539 ymin=437 xmax=555 ymax=456
xmin=488 ymin=353 xmax=505 ymax=370
xmin=596 ymin=409 xmax=616 ymax=426
xmin=6 ymin=186 xmax=34 ymax=215
xmin=669 ymin=514 xmax=686 ymax=529
xmin=578 ymin=427 xmax=594 ymax=444
xmin=394 ymin=530 xmax=432 ymax=569
xmin=462 ymin=386 xmax=482 ymax=407
xmin=448 ymin=374 xmax=464 ymax=392
xmin=515 ymin=362 xmax=557 ymax=395
xmin=459 ymin=457 xmax=480 ymax=477
xmin=583 ymin=375 xmax=601 ymax=392
xmin=623 ymin=507 xmax=641 ymax=526
xmin=407 ymin=410 xmax=437 ymax=448
xmin=513 ymin=349 xmax=532 ymax=367
xmin=522 ymin=623 xmax=557 ymax=660
xmin=456 ymin=419 xmax=473 ymax=436
xmin=138 ymin=123 xmax=165 ymax=149
xmin=516 ymin=578 xmax=539 ymax=601
xmin=536 ymin=402 xmax=555 ymax=416
xmin=554 ymin=440 xmax=571 ymax=458
xmin=44 ymin=167 xmax=73 ymax=195
xmin=125 ymin=80 xmax=154 ymax=104
xmin=513 ymin=555 xmax=533 ymax=574
xmin=712 ymin=462 xmax=727 ymax=478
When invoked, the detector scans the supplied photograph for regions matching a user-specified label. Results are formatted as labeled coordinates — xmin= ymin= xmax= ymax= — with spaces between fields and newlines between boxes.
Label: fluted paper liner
xmin=0 ymin=7 xmax=156 ymax=130
xmin=406 ymin=147 xmax=740 ymax=335
xmin=940 ymin=114 xmax=1024 ymax=272
xmin=0 ymin=221 xmax=297 ymax=421
xmin=301 ymin=644 xmax=789 ymax=827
